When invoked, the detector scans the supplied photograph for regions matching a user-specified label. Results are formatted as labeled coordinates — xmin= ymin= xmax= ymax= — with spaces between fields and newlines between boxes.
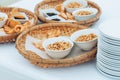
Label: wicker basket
xmin=34 ymin=0 xmax=102 ymax=27
xmin=16 ymin=23 xmax=97 ymax=68
xmin=0 ymin=7 xmax=38 ymax=43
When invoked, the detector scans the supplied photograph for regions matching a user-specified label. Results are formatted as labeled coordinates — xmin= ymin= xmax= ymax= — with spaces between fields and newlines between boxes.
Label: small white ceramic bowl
xmin=0 ymin=12 xmax=8 ymax=28
xmin=63 ymin=0 xmax=88 ymax=13
xmin=70 ymin=29 xmax=98 ymax=51
xmin=72 ymin=8 xmax=98 ymax=21
xmin=42 ymin=37 xmax=74 ymax=59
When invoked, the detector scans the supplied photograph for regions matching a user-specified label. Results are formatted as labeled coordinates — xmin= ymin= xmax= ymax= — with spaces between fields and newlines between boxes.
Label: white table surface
xmin=0 ymin=0 xmax=120 ymax=80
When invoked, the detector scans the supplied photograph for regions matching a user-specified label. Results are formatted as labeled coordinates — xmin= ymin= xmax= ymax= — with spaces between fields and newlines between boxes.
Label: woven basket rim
xmin=34 ymin=0 xmax=102 ymax=27
xmin=0 ymin=7 xmax=38 ymax=43
xmin=16 ymin=23 xmax=97 ymax=68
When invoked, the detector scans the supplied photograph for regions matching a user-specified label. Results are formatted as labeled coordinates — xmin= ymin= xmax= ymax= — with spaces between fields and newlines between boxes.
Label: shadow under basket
xmin=34 ymin=0 xmax=102 ymax=27
xmin=0 ymin=7 xmax=38 ymax=43
xmin=16 ymin=23 xmax=97 ymax=68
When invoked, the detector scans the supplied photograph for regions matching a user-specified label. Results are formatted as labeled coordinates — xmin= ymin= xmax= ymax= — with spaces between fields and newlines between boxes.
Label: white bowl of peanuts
xmin=42 ymin=37 xmax=74 ymax=59
xmin=63 ymin=0 xmax=88 ymax=13
xmin=0 ymin=12 xmax=8 ymax=28
xmin=72 ymin=8 xmax=98 ymax=21
xmin=70 ymin=29 xmax=98 ymax=51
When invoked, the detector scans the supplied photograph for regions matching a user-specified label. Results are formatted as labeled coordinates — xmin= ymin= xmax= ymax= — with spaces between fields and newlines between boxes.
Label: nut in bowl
xmin=63 ymin=0 xmax=88 ymax=13
xmin=42 ymin=37 xmax=74 ymax=59
xmin=0 ymin=12 xmax=8 ymax=28
xmin=72 ymin=8 xmax=98 ymax=21
xmin=70 ymin=29 xmax=98 ymax=51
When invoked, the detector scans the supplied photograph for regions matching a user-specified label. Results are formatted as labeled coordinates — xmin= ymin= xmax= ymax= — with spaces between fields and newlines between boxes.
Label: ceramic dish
xmin=99 ymin=48 xmax=120 ymax=60
xmin=70 ymin=29 xmax=98 ymax=51
xmin=43 ymin=37 xmax=74 ymax=59
xmin=63 ymin=0 xmax=88 ymax=13
xmin=98 ymin=44 xmax=120 ymax=56
xmin=97 ymin=52 xmax=120 ymax=66
xmin=99 ymin=38 xmax=120 ymax=52
xmin=97 ymin=53 xmax=120 ymax=67
xmin=97 ymin=63 xmax=120 ymax=79
xmin=100 ymin=35 xmax=120 ymax=45
xmin=97 ymin=61 xmax=120 ymax=71
xmin=99 ymin=19 xmax=120 ymax=41
xmin=97 ymin=56 xmax=116 ymax=68
xmin=72 ymin=8 xmax=98 ymax=21
xmin=97 ymin=61 xmax=120 ymax=77
xmin=99 ymin=42 xmax=120 ymax=52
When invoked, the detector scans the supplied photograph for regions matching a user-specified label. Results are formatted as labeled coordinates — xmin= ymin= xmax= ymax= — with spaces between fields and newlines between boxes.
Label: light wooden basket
xmin=34 ymin=0 xmax=102 ymax=27
xmin=0 ymin=7 xmax=38 ymax=43
xmin=16 ymin=23 xmax=97 ymax=68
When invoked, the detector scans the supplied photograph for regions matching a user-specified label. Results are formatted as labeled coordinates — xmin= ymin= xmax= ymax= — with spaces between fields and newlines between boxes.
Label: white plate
xmin=100 ymin=35 xmax=120 ymax=45
xmin=97 ymin=62 xmax=120 ymax=77
xmin=100 ymin=33 xmax=120 ymax=42
xmin=97 ymin=56 xmax=118 ymax=69
xmin=99 ymin=44 xmax=120 ymax=54
xmin=97 ymin=54 xmax=120 ymax=70
xmin=98 ymin=44 xmax=120 ymax=56
xmin=99 ymin=18 xmax=120 ymax=41
xmin=70 ymin=29 xmax=98 ymax=51
xmin=97 ymin=61 xmax=120 ymax=71
xmin=99 ymin=34 xmax=120 ymax=44
xmin=99 ymin=38 xmax=120 ymax=52
xmin=97 ymin=52 xmax=120 ymax=63
xmin=98 ymin=40 xmax=120 ymax=52
xmin=99 ymin=48 xmax=120 ymax=60
xmin=96 ymin=63 xmax=120 ymax=79
xmin=99 ymin=46 xmax=120 ymax=58
xmin=97 ymin=52 xmax=120 ymax=66
xmin=97 ymin=54 xmax=120 ymax=68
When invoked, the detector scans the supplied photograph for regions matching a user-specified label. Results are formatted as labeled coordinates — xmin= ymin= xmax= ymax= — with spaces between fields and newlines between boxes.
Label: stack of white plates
xmin=97 ymin=19 xmax=120 ymax=79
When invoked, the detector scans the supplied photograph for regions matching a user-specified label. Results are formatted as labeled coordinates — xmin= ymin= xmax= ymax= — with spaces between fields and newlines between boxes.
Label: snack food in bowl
xmin=76 ymin=11 xmax=93 ymax=16
xmin=75 ymin=33 xmax=97 ymax=42
xmin=43 ymin=37 xmax=74 ymax=59
xmin=72 ymin=8 xmax=98 ymax=21
xmin=70 ymin=29 xmax=98 ymax=51
xmin=66 ymin=2 xmax=83 ymax=8
xmin=0 ymin=12 xmax=8 ymax=28
xmin=47 ymin=41 xmax=71 ymax=50
xmin=63 ymin=0 xmax=88 ymax=13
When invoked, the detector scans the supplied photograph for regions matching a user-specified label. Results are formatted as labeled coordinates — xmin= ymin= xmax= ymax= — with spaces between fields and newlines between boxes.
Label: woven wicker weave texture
xmin=0 ymin=7 xmax=38 ymax=43
xmin=34 ymin=0 xmax=102 ymax=27
xmin=16 ymin=23 xmax=97 ymax=68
